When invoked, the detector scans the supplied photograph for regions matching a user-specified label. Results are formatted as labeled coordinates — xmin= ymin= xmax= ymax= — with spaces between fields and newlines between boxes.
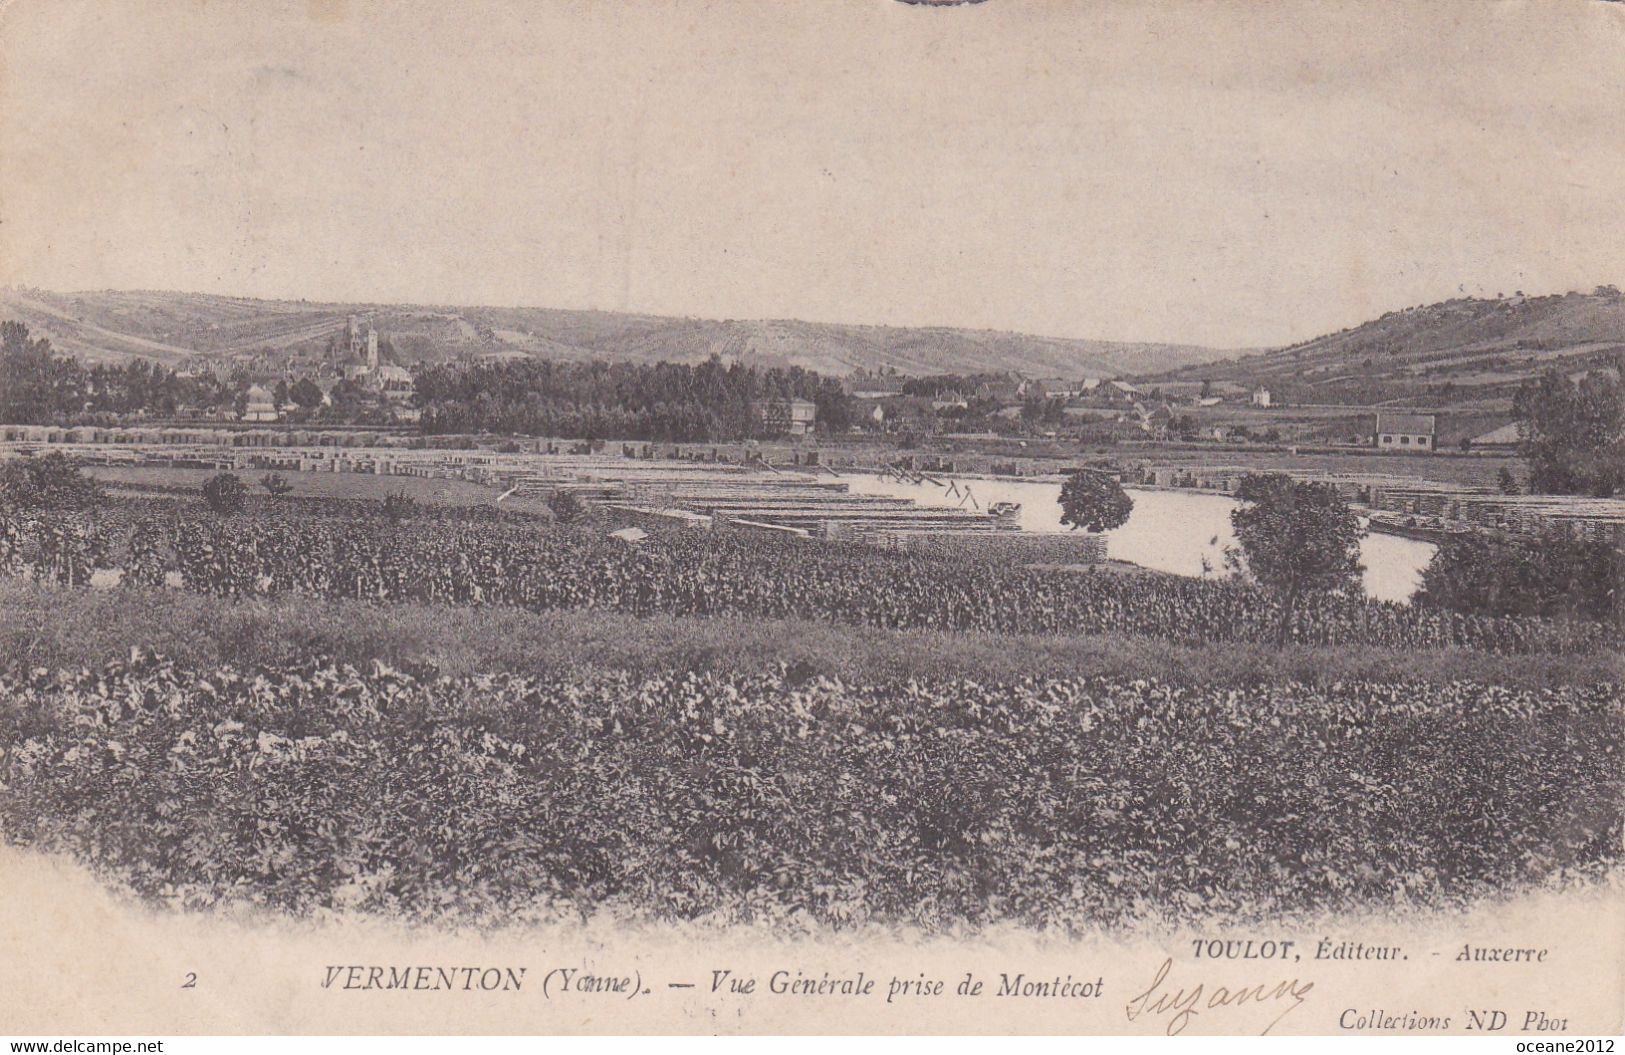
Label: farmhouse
xmin=1375 ymin=413 xmax=1437 ymax=452
xmin=973 ymin=373 xmax=1027 ymax=403
xmin=1092 ymin=380 xmax=1139 ymax=405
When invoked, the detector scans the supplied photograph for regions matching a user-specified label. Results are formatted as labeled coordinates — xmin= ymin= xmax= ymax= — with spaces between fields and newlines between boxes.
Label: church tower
xmin=366 ymin=328 xmax=379 ymax=370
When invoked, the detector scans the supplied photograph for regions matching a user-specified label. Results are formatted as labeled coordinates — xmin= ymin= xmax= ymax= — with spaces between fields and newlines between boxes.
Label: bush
xmin=382 ymin=490 xmax=418 ymax=523
xmin=1416 ymin=532 xmax=1623 ymax=624
xmin=546 ymin=490 xmax=586 ymax=525
xmin=201 ymin=473 xmax=248 ymax=515
xmin=0 ymin=453 xmax=103 ymax=512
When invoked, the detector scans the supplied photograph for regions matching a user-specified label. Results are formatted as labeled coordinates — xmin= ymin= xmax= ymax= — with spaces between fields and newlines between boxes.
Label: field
xmin=3 ymin=652 xmax=1618 ymax=930
xmin=1153 ymin=289 xmax=1625 ymax=407
xmin=84 ymin=464 xmax=550 ymax=511
xmin=0 ymin=486 xmax=1619 ymax=933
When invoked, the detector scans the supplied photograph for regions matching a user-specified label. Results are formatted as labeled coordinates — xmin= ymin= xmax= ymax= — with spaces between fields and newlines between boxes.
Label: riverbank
xmin=847 ymin=475 xmax=1437 ymax=603
xmin=77 ymin=457 xmax=1432 ymax=603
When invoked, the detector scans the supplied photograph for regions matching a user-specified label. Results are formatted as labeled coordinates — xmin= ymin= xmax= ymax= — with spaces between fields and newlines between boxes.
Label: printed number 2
xmin=181 ymin=973 xmax=197 ymax=989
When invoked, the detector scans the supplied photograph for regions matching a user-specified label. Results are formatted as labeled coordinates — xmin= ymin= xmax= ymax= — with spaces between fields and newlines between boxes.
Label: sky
xmin=2 ymin=0 xmax=1623 ymax=349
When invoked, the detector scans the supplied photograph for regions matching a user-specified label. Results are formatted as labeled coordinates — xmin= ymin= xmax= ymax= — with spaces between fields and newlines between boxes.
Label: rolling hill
xmin=0 ymin=287 xmax=1234 ymax=379
xmin=1152 ymin=288 xmax=1625 ymax=410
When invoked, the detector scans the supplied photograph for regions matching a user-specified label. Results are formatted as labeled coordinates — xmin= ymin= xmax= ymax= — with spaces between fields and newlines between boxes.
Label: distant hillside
xmin=0 ymin=288 xmax=1233 ymax=378
xmin=1154 ymin=288 xmax=1625 ymax=409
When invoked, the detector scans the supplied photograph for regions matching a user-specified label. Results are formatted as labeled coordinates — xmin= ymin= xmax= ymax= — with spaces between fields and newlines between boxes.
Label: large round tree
xmin=1058 ymin=469 xmax=1134 ymax=534
xmin=1225 ymin=473 xmax=1365 ymax=642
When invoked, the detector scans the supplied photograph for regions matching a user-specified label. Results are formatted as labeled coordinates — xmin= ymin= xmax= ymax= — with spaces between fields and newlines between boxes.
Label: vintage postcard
xmin=0 ymin=0 xmax=1621 ymax=1039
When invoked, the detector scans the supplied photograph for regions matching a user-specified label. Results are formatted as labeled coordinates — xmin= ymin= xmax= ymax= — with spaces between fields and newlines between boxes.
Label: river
xmin=845 ymin=473 xmax=1436 ymax=604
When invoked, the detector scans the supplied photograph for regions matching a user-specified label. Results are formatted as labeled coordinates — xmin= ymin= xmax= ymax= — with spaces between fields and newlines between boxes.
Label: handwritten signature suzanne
xmin=1125 ymin=957 xmax=1314 ymax=1036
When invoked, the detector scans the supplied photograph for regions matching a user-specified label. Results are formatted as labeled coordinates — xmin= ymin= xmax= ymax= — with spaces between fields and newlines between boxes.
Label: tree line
xmin=0 ymin=321 xmax=349 ymax=424
xmin=412 ymin=356 xmax=855 ymax=441
xmin=1 ymin=321 xmax=858 ymax=439
xmin=1512 ymin=356 xmax=1624 ymax=497
xmin=0 ymin=321 xmax=244 ymax=424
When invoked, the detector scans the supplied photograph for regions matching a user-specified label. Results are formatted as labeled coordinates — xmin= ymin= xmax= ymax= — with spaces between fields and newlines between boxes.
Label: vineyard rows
xmin=0 ymin=503 xmax=1613 ymax=654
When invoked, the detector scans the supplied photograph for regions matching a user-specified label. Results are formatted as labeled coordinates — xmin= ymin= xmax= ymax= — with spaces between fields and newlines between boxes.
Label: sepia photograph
xmin=0 ymin=0 xmax=1621 ymax=1041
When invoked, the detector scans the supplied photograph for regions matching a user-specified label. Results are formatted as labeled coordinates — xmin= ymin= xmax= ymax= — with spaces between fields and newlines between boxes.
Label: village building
xmin=751 ymin=397 xmax=818 ymax=436
xmin=973 ymin=374 xmax=1027 ymax=404
xmin=1375 ymin=412 xmax=1437 ymax=452
xmin=370 ymin=362 xmax=415 ymax=402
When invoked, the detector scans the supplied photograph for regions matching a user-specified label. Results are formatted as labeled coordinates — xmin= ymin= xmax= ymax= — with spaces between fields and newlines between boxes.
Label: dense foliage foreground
xmin=2 ymin=655 xmax=1619 ymax=930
